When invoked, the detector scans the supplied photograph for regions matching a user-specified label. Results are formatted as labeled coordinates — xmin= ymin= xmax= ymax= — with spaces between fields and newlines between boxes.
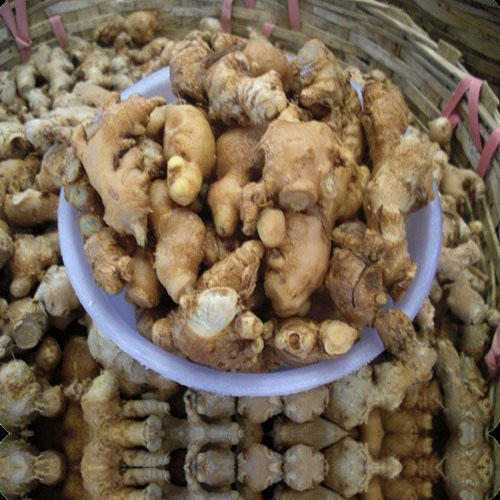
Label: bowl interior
xmin=58 ymin=67 xmax=442 ymax=396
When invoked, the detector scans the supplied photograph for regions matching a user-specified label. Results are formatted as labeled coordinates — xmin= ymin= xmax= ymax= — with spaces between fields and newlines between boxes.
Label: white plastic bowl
xmin=58 ymin=67 xmax=442 ymax=396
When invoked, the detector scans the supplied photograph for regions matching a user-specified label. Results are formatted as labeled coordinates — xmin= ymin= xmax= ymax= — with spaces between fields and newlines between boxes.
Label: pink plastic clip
xmin=287 ymin=0 xmax=301 ymax=31
xmin=221 ymin=0 xmax=234 ymax=33
xmin=262 ymin=21 xmax=276 ymax=38
xmin=442 ymin=75 xmax=483 ymax=153
xmin=0 ymin=0 xmax=31 ymax=62
xmin=485 ymin=324 xmax=500 ymax=380
xmin=49 ymin=15 xmax=68 ymax=49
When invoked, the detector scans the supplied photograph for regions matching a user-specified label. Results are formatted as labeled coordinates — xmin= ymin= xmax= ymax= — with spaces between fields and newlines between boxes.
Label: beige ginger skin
xmin=150 ymin=179 xmax=206 ymax=304
xmin=264 ymin=211 xmax=331 ymax=318
xmin=208 ymin=126 xmax=264 ymax=237
xmin=72 ymin=94 xmax=165 ymax=246
xmin=160 ymin=104 xmax=216 ymax=206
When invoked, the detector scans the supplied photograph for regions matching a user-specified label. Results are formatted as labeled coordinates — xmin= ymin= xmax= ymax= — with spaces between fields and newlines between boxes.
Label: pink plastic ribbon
xmin=0 ymin=0 xmax=31 ymax=62
xmin=262 ymin=21 xmax=276 ymax=38
xmin=221 ymin=0 xmax=234 ymax=33
xmin=442 ymin=75 xmax=483 ymax=153
xmin=476 ymin=127 xmax=500 ymax=178
xmin=49 ymin=15 xmax=68 ymax=49
xmin=287 ymin=0 xmax=301 ymax=31
xmin=485 ymin=324 xmax=500 ymax=380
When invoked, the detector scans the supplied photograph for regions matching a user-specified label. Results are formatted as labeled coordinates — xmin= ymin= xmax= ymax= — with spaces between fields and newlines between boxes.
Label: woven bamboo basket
xmin=1 ymin=0 xmax=499 ymax=493
xmin=389 ymin=0 xmax=500 ymax=95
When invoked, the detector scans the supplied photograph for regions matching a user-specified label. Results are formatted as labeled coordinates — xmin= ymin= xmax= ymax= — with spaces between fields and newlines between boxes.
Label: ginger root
xmin=152 ymin=287 xmax=265 ymax=371
xmin=10 ymin=230 xmax=60 ymax=298
xmin=0 ymin=122 xmax=30 ymax=160
xmin=87 ymin=321 xmax=179 ymax=399
xmin=264 ymin=211 xmax=331 ymax=317
xmin=326 ymin=222 xmax=387 ymax=328
xmin=436 ymin=340 xmax=493 ymax=500
xmin=72 ymin=94 xmax=165 ymax=245
xmin=1 ymin=297 xmax=48 ymax=355
xmin=4 ymin=188 xmax=58 ymax=226
xmin=0 ymin=359 xmax=65 ymax=430
xmin=0 ymin=219 xmax=13 ymax=269
xmin=324 ymin=437 xmax=401 ymax=498
xmin=241 ymin=120 xmax=338 ymax=233
xmin=160 ymin=104 xmax=216 ymax=206
xmin=150 ymin=179 xmax=206 ymax=303
xmin=84 ymin=227 xmax=133 ymax=295
xmin=208 ymin=126 xmax=264 ymax=236
xmin=34 ymin=265 xmax=80 ymax=326
xmin=267 ymin=317 xmax=358 ymax=367
xmin=363 ymin=127 xmax=438 ymax=300
xmin=0 ymin=438 xmax=66 ymax=498
xmin=325 ymin=310 xmax=437 ymax=430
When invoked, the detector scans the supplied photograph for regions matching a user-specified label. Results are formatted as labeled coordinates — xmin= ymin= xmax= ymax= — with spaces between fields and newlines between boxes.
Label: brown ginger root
xmin=150 ymin=179 xmax=206 ymax=303
xmin=0 ymin=155 xmax=40 ymax=201
xmin=127 ymin=247 xmax=164 ymax=308
xmin=0 ymin=219 xmax=13 ymax=269
xmin=35 ymin=143 xmax=73 ymax=194
xmin=94 ymin=11 xmax=157 ymax=46
xmin=72 ymin=94 xmax=165 ymax=245
xmin=152 ymin=287 xmax=265 ymax=371
xmin=401 ymin=380 xmax=442 ymax=413
xmin=237 ymin=443 xmax=282 ymax=492
xmin=440 ymin=161 xmax=485 ymax=208
xmin=208 ymin=126 xmax=264 ymax=236
xmin=0 ymin=438 xmax=66 ymax=499
xmin=381 ymin=478 xmax=433 ymax=500
xmin=264 ymin=211 xmax=331 ymax=317
xmin=272 ymin=417 xmax=349 ymax=450
xmin=1 ymin=297 xmax=48 ymax=355
xmin=0 ymin=121 xmax=30 ymax=160
xmin=160 ymin=104 xmax=216 ymax=206
xmin=362 ymin=80 xmax=411 ymax=171
xmin=293 ymin=39 xmax=365 ymax=162
xmin=10 ymin=230 xmax=60 ymax=298
xmin=326 ymin=221 xmax=388 ymax=328
xmin=203 ymin=224 xmax=240 ymax=267
xmin=437 ymin=239 xmax=481 ymax=282
xmin=274 ymin=486 xmax=349 ymax=500
xmin=428 ymin=116 xmax=452 ymax=156
xmin=325 ymin=310 xmax=437 ymax=430
xmin=87 ymin=320 xmax=179 ymax=399
xmin=25 ymin=106 xmax=98 ymax=153
xmin=446 ymin=275 xmax=500 ymax=326
xmin=34 ymin=265 xmax=80 ymax=327
xmin=282 ymin=386 xmax=330 ymax=423
xmin=241 ymin=120 xmax=339 ymax=234
xmin=436 ymin=340 xmax=493 ymax=500
xmin=197 ymin=240 xmax=265 ymax=306
xmin=4 ymin=188 xmax=58 ymax=226
xmin=363 ymin=129 xmax=438 ymax=300
xmin=190 ymin=390 xmax=236 ymax=419
xmin=238 ymin=396 xmax=283 ymax=424
xmin=84 ymin=227 xmax=133 ymax=295
xmin=80 ymin=370 xmax=169 ymax=499
xmin=204 ymin=50 xmax=287 ymax=125
xmin=323 ymin=437 xmax=402 ymax=498
xmin=267 ymin=317 xmax=358 ymax=367
xmin=0 ymin=359 xmax=65 ymax=430
xmin=257 ymin=207 xmax=287 ymax=248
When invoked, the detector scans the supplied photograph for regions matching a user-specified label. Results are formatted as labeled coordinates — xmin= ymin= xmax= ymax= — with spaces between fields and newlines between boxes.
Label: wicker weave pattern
xmin=1 ymin=0 xmax=498 ymax=285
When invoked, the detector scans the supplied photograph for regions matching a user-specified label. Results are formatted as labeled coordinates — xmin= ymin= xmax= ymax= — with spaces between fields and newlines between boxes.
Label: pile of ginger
xmin=65 ymin=25 xmax=463 ymax=372
xmin=0 ymin=11 xmax=498 ymax=500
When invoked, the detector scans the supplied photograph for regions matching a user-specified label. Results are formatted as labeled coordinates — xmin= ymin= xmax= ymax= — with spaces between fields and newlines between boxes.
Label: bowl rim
xmin=58 ymin=67 xmax=442 ymax=397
